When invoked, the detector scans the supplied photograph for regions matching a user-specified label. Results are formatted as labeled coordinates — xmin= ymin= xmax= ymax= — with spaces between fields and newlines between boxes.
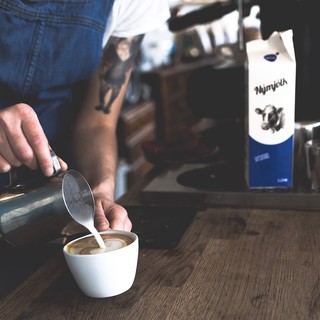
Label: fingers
xmin=0 ymin=133 xmax=23 ymax=171
xmin=94 ymin=202 xmax=132 ymax=232
xmin=94 ymin=206 xmax=110 ymax=231
xmin=0 ymin=104 xmax=47 ymax=172
xmin=0 ymin=153 xmax=12 ymax=173
xmin=58 ymin=157 xmax=68 ymax=172
xmin=0 ymin=104 xmax=68 ymax=176
xmin=0 ymin=108 xmax=28 ymax=172
xmin=110 ymin=206 xmax=132 ymax=231
xmin=21 ymin=108 xmax=54 ymax=176
xmin=111 ymin=215 xmax=132 ymax=231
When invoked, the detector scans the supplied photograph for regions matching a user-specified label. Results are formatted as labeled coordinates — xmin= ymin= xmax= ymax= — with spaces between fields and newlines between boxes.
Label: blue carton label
xmin=249 ymin=135 xmax=293 ymax=187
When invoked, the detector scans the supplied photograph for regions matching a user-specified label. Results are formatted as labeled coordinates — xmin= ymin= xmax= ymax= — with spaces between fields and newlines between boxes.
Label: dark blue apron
xmin=0 ymin=0 xmax=115 ymax=186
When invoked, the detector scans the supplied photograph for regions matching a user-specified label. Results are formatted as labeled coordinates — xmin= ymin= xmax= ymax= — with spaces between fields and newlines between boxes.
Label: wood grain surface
xmin=1 ymin=206 xmax=320 ymax=319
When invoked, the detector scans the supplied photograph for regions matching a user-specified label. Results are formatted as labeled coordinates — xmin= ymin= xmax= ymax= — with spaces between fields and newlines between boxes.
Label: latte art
xmin=66 ymin=233 xmax=133 ymax=255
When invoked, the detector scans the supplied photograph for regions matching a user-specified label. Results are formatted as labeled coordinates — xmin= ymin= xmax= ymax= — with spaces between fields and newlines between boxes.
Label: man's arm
xmin=72 ymin=34 xmax=144 ymax=231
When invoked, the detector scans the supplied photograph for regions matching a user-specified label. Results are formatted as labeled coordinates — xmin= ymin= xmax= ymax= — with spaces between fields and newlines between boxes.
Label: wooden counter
xmin=1 ymin=199 xmax=320 ymax=319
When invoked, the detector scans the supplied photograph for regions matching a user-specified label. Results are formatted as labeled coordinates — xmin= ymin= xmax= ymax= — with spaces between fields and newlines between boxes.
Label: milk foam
xmin=66 ymin=233 xmax=133 ymax=255
xmin=90 ymin=239 xmax=128 ymax=253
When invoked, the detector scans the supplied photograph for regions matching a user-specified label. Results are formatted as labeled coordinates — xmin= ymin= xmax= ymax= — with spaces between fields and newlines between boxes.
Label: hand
xmin=93 ymin=193 xmax=132 ymax=231
xmin=0 ymin=103 xmax=67 ymax=175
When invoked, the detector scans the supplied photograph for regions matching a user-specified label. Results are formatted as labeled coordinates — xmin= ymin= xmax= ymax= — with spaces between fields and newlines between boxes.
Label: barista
xmin=0 ymin=0 xmax=170 ymax=231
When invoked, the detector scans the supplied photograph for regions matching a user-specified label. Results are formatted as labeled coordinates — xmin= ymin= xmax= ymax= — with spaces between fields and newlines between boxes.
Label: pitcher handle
xmin=50 ymin=149 xmax=62 ymax=175
xmin=7 ymin=149 xmax=62 ymax=187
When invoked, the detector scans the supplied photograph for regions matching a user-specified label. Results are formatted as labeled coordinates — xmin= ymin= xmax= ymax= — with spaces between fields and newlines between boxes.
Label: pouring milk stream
xmin=62 ymin=171 xmax=106 ymax=249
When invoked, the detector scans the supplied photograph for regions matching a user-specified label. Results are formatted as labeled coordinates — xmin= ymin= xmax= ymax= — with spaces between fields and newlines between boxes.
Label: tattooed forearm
xmin=96 ymin=34 xmax=144 ymax=114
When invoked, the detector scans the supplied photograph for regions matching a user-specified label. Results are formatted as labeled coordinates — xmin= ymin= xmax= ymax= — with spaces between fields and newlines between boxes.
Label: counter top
xmin=1 ymin=203 xmax=320 ymax=319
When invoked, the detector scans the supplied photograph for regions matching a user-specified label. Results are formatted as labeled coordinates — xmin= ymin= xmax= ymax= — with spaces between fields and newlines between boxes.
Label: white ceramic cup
xmin=63 ymin=230 xmax=139 ymax=298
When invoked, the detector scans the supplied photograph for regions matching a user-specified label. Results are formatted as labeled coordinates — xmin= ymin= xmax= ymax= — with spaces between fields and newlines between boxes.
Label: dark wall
xmin=259 ymin=0 xmax=319 ymax=121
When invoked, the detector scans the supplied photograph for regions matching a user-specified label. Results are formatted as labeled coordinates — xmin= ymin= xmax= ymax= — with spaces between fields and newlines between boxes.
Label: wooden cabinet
xmin=117 ymin=99 xmax=156 ymax=187
xmin=141 ymin=57 xmax=217 ymax=143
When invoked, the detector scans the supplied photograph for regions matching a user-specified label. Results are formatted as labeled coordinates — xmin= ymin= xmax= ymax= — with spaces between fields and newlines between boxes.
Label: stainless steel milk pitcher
xmin=0 ymin=151 xmax=94 ymax=247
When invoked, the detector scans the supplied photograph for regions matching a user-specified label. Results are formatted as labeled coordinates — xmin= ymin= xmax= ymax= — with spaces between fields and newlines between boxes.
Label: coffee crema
xmin=66 ymin=233 xmax=134 ymax=255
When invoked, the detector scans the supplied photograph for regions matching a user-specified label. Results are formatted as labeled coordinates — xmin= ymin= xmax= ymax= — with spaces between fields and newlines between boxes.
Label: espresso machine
xmin=140 ymin=0 xmax=320 ymax=210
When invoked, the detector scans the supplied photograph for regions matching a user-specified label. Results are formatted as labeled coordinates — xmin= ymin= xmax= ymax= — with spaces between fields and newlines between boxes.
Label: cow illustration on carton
xmin=255 ymin=104 xmax=285 ymax=133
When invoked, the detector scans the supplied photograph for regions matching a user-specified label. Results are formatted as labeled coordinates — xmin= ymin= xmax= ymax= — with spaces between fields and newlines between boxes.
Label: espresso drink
xmin=66 ymin=233 xmax=134 ymax=255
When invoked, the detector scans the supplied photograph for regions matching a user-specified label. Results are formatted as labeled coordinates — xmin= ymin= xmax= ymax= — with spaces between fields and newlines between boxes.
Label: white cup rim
xmin=63 ymin=230 xmax=138 ymax=257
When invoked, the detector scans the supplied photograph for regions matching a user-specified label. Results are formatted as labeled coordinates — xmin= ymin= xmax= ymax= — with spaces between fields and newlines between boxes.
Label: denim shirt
xmin=0 ymin=0 xmax=115 ymax=186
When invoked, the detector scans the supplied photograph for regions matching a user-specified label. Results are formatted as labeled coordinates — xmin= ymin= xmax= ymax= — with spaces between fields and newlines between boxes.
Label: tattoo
xmin=96 ymin=34 xmax=144 ymax=114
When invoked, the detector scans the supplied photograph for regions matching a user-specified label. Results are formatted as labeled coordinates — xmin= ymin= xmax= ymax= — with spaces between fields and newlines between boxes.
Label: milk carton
xmin=245 ymin=30 xmax=296 ymax=188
